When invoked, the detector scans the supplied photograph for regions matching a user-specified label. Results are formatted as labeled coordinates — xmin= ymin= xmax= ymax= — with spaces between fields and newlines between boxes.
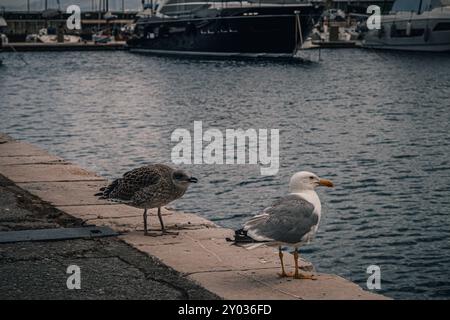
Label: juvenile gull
xmin=231 ymin=171 xmax=333 ymax=279
xmin=95 ymin=164 xmax=198 ymax=236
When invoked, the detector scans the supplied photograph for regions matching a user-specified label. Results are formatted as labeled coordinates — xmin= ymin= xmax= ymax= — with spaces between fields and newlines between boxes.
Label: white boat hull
xmin=363 ymin=6 xmax=450 ymax=52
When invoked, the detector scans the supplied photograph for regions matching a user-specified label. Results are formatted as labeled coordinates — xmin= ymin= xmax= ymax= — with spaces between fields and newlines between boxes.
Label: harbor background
xmin=0 ymin=0 xmax=394 ymax=42
xmin=1 ymin=49 xmax=450 ymax=299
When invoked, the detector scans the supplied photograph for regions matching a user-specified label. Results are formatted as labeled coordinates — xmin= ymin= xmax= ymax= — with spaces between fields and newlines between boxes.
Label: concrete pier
xmin=0 ymin=133 xmax=389 ymax=300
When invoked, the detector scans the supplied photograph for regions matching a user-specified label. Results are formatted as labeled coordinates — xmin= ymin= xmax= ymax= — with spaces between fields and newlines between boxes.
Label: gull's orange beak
xmin=318 ymin=179 xmax=334 ymax=188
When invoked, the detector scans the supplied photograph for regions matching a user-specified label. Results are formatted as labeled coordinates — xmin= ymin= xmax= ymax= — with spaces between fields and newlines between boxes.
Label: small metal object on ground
xmin=0 ymin=226 xmax=118 ymax=244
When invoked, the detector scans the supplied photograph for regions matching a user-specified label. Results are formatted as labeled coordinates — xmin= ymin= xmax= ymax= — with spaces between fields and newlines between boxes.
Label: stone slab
xmin=56 ymin=204 xmax=144 ymax=221
xmin=17 ymin=181 xmax=110 ymax=206
xmin=0 ymin=155 xmax=66 ymax=166
xmin=121 ymin=229 xmax=313 ymax=274
xmin=58 ymin=205 xmax=216 ymax=232
xmin=188 ymin=269 xmax=389 ymax=300
xmin=0 ymin=163 xmax=103 ymax=183
xmin=0 ymin=141 xmax=52 ymax=157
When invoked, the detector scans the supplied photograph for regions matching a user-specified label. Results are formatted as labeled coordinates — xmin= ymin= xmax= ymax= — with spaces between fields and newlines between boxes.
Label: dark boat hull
xmin=127 ymin=5 xmax=323 ymax=58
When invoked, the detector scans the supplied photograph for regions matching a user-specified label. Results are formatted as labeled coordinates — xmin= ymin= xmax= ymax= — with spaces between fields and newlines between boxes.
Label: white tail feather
xmin=243 ymin=243 xmax=266 ymax=250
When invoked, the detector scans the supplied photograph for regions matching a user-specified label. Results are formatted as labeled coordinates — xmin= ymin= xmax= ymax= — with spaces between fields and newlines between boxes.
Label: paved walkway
xmin=0 ymin=174 xmax=218 ymax=299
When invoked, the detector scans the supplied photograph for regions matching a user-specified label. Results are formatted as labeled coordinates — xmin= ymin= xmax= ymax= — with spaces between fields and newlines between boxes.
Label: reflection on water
xmin=1 ymin=50 xmax=450 ymax=299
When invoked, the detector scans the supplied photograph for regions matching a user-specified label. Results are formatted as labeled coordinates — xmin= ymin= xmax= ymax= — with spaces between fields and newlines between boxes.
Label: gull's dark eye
xmin=174 ymin=172 xmax=184 ymax=180
xmin=309 ymin=176 xmax=314 ymax=180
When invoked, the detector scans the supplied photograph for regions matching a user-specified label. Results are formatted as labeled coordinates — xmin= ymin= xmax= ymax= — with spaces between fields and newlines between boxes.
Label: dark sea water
xmin=1 ymin=50 xmax=450 ymax=299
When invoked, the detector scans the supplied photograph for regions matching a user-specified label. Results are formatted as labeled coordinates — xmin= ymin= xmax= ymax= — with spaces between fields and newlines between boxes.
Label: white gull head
xmin=289 ymin=171 xmax=334 ymax=217
xmin=289 ymin=171 xmax=334 ymax=193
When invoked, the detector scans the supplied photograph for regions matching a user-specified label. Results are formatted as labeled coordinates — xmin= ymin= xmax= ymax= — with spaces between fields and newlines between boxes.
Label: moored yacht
xmin=127 ymin=0 xmax=324 ymax=59
xmin=363 ymin=0 xmax=450 ymax=52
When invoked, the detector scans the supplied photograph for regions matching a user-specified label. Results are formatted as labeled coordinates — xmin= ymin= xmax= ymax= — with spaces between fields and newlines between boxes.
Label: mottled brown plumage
xmin=96 ymin=164 xmax=197 ymax=235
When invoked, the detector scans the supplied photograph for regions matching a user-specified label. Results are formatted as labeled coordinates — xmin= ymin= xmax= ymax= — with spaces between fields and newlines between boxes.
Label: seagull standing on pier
xmin=95 ymin=164 xmax=198 ymax=236
xmin=231 ymin=171 xmax=334 ymax=279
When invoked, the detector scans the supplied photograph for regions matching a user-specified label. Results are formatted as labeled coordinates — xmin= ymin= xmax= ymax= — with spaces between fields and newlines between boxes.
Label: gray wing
xmin=243 ymin=194 xmax=318 ymax=244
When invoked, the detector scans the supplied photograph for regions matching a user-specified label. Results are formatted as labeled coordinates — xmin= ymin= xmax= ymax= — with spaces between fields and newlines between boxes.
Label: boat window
xmin=434 ymin=22 xmax=450 ymax=31
xmin=391 ymin=27 xmax=425 ymax=37
xmin=391 ymin=0 xmax=422 ymax=12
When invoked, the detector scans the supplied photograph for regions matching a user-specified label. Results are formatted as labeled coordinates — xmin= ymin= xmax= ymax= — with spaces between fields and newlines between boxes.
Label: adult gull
xmin=231 ymin=171 xmax=333 ymax=279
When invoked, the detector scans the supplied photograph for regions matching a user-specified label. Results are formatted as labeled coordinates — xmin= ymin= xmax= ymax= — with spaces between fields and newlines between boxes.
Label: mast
xmin=98 ymin=0 xmax=101 ymax=30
